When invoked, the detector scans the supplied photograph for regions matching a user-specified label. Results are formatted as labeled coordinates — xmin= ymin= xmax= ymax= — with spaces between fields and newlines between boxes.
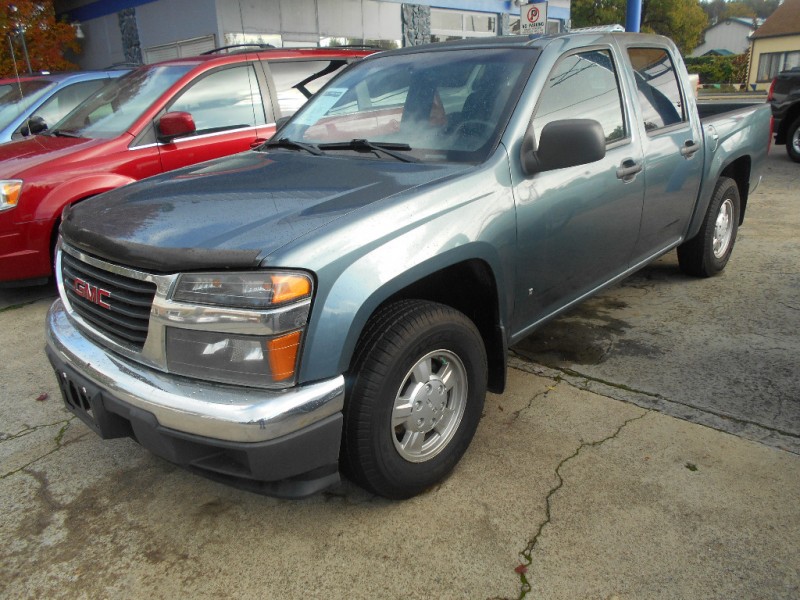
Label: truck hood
xmin=62 ymin=150 xmax=468 ymax=272
xmin=0 ymin=134 xmax=104 ymax=177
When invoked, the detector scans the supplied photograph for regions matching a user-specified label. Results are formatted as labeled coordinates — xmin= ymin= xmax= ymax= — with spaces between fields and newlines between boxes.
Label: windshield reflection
xmin=51 ymin=65 xmax=193 ymax=139
xmin=0 ymin=80 xmax=53 ymax=130
xmin=278 ymin=48 xmax=537 ymax=164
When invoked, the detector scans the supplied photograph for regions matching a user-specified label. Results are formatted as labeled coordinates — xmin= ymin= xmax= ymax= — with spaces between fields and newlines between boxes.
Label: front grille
xmin=61 ymin=251 xmax=157 ymax=350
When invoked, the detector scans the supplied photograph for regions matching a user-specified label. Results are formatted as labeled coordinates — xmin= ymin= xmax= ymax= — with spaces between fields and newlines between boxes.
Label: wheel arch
xmin=33 ymin=174 xmax=136 ymax=223
xmin=719 ymin=156 xmax=751 ymax=224
xmin=301 ymin=248 xmax=510 ymax=394
xmin=376 ymin=259 xmax=507 ymax=394
xmin=36 ymin=175 xmax=135 ymax=272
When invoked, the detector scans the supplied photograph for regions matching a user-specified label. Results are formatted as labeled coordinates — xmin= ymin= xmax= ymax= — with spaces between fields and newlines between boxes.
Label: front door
xmin=511 ymin=48 xmax=645 ymax=334
xmin=157 ymin=63 xmax=269 ymax=173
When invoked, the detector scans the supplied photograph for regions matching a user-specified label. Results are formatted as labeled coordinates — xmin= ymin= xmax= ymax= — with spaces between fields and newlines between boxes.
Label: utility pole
xmin=626 ymin=0 xmax=642 ymax=33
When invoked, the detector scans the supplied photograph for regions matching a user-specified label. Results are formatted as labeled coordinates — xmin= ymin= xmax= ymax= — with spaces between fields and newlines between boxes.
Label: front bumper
xmin=46 ymin=299 xmax=345 ymax=497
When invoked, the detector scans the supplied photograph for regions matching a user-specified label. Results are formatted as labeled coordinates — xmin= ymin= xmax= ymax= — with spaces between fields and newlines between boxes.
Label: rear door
xmin=622 ymin=44 xmax=704 ymax=262
xmin=157 ymin=62 xmax=269 ymax=172
xmin=512 ymin=46 xmax=645 ymax=330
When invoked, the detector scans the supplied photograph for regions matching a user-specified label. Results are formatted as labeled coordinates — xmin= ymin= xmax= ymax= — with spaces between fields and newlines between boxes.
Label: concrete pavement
xmin=1 ymin=296 xmax=798 ymax=599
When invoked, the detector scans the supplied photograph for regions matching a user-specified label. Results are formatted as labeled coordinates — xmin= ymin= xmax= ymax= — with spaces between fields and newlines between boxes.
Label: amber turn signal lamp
xmin=267 ymin=331 xmax=302 ymax=381
xmin=270 ymin=274 xmax=311 ymax=305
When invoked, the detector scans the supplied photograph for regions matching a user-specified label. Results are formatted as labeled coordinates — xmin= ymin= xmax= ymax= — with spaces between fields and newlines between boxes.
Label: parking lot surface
xmin=2 ymin=147 xmax=798 ymax=599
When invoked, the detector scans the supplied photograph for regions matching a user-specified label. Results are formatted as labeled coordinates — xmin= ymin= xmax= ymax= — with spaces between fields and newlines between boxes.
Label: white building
xmin=691 ymin=17 xmax=762 ymax=57
xmin=54 ymin=0 xmax=572 ymax=70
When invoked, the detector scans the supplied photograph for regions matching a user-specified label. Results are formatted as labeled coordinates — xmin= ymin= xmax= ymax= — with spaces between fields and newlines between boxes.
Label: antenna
xmin=7 ymin=34 xmax=24 ymax=101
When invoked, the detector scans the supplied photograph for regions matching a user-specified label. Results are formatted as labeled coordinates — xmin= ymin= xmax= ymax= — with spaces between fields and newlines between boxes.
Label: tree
xmin=700 ymin=0 xmax=780 ymax=23
xmin=0 ymin=1 xmax=79 ymax=77
xmin=572 ymin=0 xmax=709 ymax=55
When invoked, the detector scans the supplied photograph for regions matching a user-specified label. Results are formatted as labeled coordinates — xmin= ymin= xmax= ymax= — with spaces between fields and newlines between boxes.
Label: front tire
xmin=786 ymin=116 xmax=800 ymax=163
xmin=677 ymin=176 xmax=740 ymax=278
xmin=342 ymin=300 xmax=487 ymax=499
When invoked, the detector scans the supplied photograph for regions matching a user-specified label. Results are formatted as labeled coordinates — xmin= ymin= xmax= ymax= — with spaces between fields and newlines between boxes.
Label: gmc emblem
xmin=73 ymin=277 xmax=111 ymax=309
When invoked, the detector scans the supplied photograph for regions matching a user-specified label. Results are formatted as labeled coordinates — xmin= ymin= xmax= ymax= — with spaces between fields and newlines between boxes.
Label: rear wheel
xmin=342 ymin=300 xmax=487 ymax=499
xmin=787 ymin=116 xmax=800 ymax=163
xmin=677 ymin=176 xmax=740 ymax=277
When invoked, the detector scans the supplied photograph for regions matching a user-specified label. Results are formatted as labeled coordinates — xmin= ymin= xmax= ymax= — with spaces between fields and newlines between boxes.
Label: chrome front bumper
xmin=46 ymin=299 xmax=345 ymax=443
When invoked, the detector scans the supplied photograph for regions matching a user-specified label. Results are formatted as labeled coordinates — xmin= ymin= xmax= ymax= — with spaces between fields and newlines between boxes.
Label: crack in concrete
xmin=508 ymin=378 xmax=562 ymax=423
xmin=0 ymin=300 xmax=39 ymax=313
xmin=0 ymin=417 xmax=78 ymax=480
xmin=1 ymin=417 xmax=75 ymax=443
xmin=512 ymin=411 xmax=649 ymax=599
xmin=508 ymin=358 xmax=800 ymax=447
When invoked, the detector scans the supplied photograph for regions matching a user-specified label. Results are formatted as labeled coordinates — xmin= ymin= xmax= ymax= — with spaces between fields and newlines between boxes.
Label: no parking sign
xmin=520 ymin=1 xmax=548 ymax=35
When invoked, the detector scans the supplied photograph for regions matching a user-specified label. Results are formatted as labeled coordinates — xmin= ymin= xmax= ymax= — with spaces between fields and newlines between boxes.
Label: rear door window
xmin=627 ymin=47 xmax=686 ymax=132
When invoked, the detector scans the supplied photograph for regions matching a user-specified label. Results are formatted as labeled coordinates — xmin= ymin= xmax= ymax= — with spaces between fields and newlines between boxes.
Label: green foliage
xmin=685 ymin=54 xmax=749 ymax=84
xmin=571 ymin=0 xmax=708 ymax=54
xmin=700 ymin=0 xmax=780 ymax=22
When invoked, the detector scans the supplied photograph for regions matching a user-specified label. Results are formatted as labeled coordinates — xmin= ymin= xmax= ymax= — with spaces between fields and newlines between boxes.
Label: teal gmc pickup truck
xmin=45 ymin=30 xmax=772 ymax=499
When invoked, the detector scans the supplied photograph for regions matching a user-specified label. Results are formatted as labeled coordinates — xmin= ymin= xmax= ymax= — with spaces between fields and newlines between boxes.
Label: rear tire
xmin=786 ymin=116 xmax=800 ymax=163
xmin=342 ymin=300 xmax=487 ymax=499
xmin=677 ymin=176 xmax=740 ymax=277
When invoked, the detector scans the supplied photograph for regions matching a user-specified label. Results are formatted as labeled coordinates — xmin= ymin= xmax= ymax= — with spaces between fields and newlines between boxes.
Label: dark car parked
xmin=768 ymin=67 xmax=800 ymax=162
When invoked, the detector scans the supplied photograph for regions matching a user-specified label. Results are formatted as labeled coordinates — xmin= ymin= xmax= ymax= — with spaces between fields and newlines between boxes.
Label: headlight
xmin=165 ymin=328 xmax=302 ymax=387
xmin=166 ymin=271 xmax=312 ymax=387
xmin=0 ymin=180 xmax=22 ymax=212
xmin=172 ymin=271 xmax=311 ymax=308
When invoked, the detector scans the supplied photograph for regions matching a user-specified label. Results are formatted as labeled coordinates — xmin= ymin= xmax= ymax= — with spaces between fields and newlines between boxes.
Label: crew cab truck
xmin=0 ymin=46 xmax=373 ymax=285
xmin=45 ymin=31 xmax=771 ymax=499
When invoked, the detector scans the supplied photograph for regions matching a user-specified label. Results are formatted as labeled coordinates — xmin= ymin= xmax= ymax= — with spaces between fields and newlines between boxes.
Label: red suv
xmin=0 ymin=45 xmax=373 ymax=285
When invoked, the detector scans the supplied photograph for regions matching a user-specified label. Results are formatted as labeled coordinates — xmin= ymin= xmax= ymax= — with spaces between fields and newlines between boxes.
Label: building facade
xmin=747 ymin=0 xmax=800 ymax=91
xmin=691 ymin=17 xmax=762 ymax=57
xmin=55 ymin=0 xmax=571 ymax=70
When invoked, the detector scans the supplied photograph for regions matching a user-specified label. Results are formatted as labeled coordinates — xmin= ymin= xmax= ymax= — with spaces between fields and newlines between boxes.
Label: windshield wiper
xmin=262 ymin=137 xmax=324 ymax=156
xmin=48 ymin=129 xmax=82 ymax=138
xmin=318 ymin=139 xmax=418 ymax=163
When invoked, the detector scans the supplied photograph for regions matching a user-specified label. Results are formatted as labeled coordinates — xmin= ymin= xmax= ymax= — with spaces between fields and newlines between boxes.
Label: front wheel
xmin=342 ymin=300 xmax=487 ymax=499
xmin=786 ymin=116 xmax=800 ymax=163
xmin=677 ymin=176 xmax=740 ymax=277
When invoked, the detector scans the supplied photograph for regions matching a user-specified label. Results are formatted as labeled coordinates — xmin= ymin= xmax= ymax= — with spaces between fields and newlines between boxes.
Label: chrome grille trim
xmin=61 ymin=251 xmax=155 ymax=348
xmin=56 ymin=241 xmax=313 ymax=387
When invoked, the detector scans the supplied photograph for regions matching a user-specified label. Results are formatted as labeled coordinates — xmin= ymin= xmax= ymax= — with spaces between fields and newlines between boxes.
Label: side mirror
xmin=275 ymin=116 xmax=291 ymax=132
xmin=157 ymin=111 xmax=196 ymax=142
xmin=521 ymin=119 xmax=606 ymax=175
xmin=21 ymin=115 xmax=48 ymax=136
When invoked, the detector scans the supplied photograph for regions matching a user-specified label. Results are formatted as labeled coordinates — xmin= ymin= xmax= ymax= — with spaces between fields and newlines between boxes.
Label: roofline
xmin=751 ymin=30 xmax=800 ymax=40
xmin=142 ymin=46 xmax=375 ymax=69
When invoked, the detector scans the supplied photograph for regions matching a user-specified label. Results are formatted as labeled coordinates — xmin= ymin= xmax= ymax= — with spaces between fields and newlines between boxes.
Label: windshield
xmin=0 ymin=80 xmax=54 ymax=130
xmin=51 ymin=65 xmax=193 ymax=139
xmin=277 ymin=48 xmax=536 ymax=163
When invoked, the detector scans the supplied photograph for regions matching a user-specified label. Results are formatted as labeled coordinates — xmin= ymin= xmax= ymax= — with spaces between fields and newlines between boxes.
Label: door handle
xmin=250 ymin=138 xmax=267 ymax=149
xmin=616 ymin=159 xmax=642 ymax=180
xmin=680 ymin=140 xmax=699 ymax=158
